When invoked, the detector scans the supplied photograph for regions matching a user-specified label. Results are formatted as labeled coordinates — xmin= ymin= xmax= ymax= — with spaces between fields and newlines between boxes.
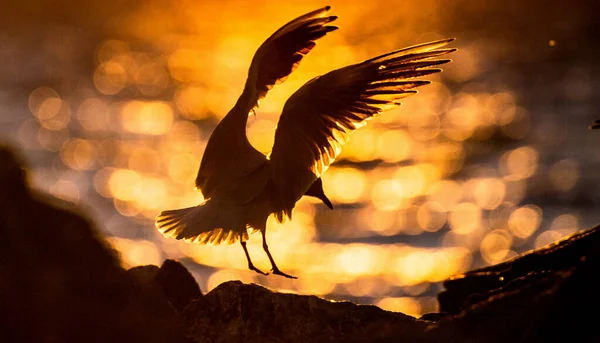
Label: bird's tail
xmin=155 ymin=199 xmax=246 ymax=245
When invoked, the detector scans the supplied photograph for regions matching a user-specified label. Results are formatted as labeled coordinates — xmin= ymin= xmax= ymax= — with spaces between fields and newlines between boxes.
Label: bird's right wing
xmin=269 ymin=38 xmax=456 ymax=221
xmin=244 ymin=6 xmax=338 ymax=108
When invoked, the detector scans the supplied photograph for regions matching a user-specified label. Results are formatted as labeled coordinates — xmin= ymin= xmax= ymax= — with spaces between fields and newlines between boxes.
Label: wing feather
xmin=269 ymin=38 xmax=456 ymax=221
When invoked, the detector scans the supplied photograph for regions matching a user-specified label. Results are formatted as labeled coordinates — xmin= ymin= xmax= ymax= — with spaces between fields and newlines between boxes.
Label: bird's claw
xmin=272 ymin=268 xmax=297 ymax=279
xmin=249 ymin=264 xmax=269 ymax=276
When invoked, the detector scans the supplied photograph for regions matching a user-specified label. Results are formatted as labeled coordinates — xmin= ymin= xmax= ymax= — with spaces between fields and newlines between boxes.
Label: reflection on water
xmin=2 ymin=0 xmax=600 ymax=317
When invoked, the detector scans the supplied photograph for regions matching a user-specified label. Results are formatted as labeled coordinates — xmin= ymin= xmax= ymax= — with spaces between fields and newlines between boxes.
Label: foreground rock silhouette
xmin=0 ymin=147 xmax=195 ymax=342
xmin=2 ymin=144 xmax=599 ymax=342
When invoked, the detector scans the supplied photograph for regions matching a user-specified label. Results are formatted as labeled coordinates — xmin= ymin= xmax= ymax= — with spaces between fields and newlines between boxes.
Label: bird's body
xmin=156 ymin=6 xmax=455 ymax=278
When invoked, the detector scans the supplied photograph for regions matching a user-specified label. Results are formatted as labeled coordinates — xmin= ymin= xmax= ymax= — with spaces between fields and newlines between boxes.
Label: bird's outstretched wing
xmin=269 ymin=38 xmax=456 ymax=221
xmin=194 ymin=7 xmax=337 ymax=199
xmin=244 ymin=6 xmax=338 ymax=108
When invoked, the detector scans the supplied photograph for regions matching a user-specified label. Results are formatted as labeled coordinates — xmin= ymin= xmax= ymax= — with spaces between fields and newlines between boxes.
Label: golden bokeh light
xmin=29 ymin=87 xmax=60 ymax=119
xmin=174 ymin=85 xmax=211 ymax=120
xmin=37 ymin=127 xmax=70 ymax=152
xmin=135 ymin=61 xmax=170 ymax=96
xmin=129 ymin=146 xmax=162 ymax=174
xmin=60 ymin=139 xmax=97 ymax=171
xmin=449 ymin=202 xmax=481 ymax=235
xmin=36 ymin=96 xmax=62 ymax=121
xmin=508 ymin=205 xmax=542 ymax=239
xmin=407 ymin=110 xmax=441 ymax=141
xmin=549 ymin=159 xmax=579 ymax=192
xmin=340 ymin=128 xmax=378 ymax=161
xmin=135 ymin=177 xmax=168 ymax=212
xmin=480 ymin=229 xmax=513 ymax=264
xmin=443 ymin=93 xmax=481 ymax=141
xmin=29 ymin=87 xmax=72 ymax=131
xmin=417 ymin=201 xmax=447 ymax=232
xmin=360 ymin=208 xmax=402 ymax=236
xmin=550 ymin=214 xmax=579 ymax=232
xmin=428 ymin=142 xmax=464 ymax=175
xmin=472 ymin=178 xmax=506 ymax=210
xmin=168 ymin=152 xmax=199 ymax=184
xmin=334 ymin=244 xmax=380 ymax=277
xmin=97 ymin=40 xmax=131 ymax=64
xmin=77 ymin=98 xmax=111 ymax=131
xmin=393 ymin=166 xmax=429 ymax=199
xmin=94 ymin=60 xmax=128 ymax=95
xmin=428 ymin=180 xmax=463 ymax=211
xmin=325 ymin=167 xmax=367 ymax=203
xmin=371 ymin=180 xmax=409 ymax=211
xmin=121 ymin=100 xmax=174 ymax=135
xmin=500 ymin=146 xmax=539 ymax=180
xmin=163 ymin=120 xmax=203 ymax=152
xmin=108 ymin=168 xmax=141 ymax=201
xmin=168 ymin=48 xmax=209 ymax=83
xmin=376 ymin=130 xmax=412 ymax=162
xmin=109 ymin=237 xmax=162 ymax=268
xmin=49 ymin=180 xmax=81 ymax=204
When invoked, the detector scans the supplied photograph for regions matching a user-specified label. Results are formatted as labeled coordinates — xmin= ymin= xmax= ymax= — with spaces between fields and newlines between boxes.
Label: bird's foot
xmin=272 ymin=268 xmax=297 ymax=279
xmin=248 ymin=264 xmax=269 ymax=276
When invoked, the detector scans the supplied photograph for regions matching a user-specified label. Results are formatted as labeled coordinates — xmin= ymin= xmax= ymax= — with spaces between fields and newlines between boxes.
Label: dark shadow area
xmin=0 ymin=145 xmax=198 ymax=342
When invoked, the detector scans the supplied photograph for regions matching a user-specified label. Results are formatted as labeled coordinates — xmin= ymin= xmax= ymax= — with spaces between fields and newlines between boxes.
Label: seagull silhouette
xmin=156 ymin=6 xmax=455 ymax=278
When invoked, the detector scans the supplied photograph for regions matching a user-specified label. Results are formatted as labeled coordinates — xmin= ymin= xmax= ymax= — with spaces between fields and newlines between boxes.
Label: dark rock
xmin=419 ymin=312 xmax=449 ymax=322
xmin=0 ymin=146 xmax=188 ymax=343
xmin=156 ymin=259 xmax=203 ymax=312
xmin=128 ymin=259 xmax=203 ymax=313
xmin=179 ymin=225 xmax=600 ymax=342
xmin=427 ymin=225 xmax=600 ymax=342
xmin=184 ymin=281 xmax=429 ymax=343
xmin=128 ymin=264 xmax=161 ymax=285
xmin=438 ymin=224 xmax=600 ymax=314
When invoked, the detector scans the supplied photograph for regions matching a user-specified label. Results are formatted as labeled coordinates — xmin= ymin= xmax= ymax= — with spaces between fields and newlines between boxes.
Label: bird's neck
xmin=221 ymin=87 xmax=256 ymax=136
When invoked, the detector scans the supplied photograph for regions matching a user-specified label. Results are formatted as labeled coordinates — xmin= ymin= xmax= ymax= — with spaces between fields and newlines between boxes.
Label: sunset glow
xmin=12 ymin=1 xmax=588 ymax=318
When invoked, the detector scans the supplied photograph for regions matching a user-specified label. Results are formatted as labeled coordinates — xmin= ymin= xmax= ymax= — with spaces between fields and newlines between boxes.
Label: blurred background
xmin=2 ymin=0 xmax=600 ymax=317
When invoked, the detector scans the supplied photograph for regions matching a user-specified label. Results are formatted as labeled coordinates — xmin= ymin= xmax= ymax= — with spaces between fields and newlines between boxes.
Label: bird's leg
xmin=240 ymin=240 xmax=268 ymax=276
xmin=261 ymin=230 xmax=297 ymax=279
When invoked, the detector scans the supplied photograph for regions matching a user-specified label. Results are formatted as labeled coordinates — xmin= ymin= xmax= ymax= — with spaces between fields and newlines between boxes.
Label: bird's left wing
xmin=269 ymin=38 xmax=456 ymax=221
xmin=245 ymin=6 xmax=338 ymax=108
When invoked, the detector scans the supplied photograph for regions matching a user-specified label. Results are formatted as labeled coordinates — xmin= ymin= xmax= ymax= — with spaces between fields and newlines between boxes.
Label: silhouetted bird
xmin=156 ymin=6 xmax=455 ymax=278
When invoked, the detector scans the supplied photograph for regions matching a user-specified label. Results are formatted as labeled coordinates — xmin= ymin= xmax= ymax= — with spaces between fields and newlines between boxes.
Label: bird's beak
xmin=320 ymin=194 xmax=333 ymax=210
xmin=304 ymin=177 xmax=334 ymax=210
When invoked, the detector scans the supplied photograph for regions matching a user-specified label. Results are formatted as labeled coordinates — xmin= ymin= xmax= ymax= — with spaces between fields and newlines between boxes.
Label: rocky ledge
xmin=2 ymin=145 xmax=598 ymax=342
